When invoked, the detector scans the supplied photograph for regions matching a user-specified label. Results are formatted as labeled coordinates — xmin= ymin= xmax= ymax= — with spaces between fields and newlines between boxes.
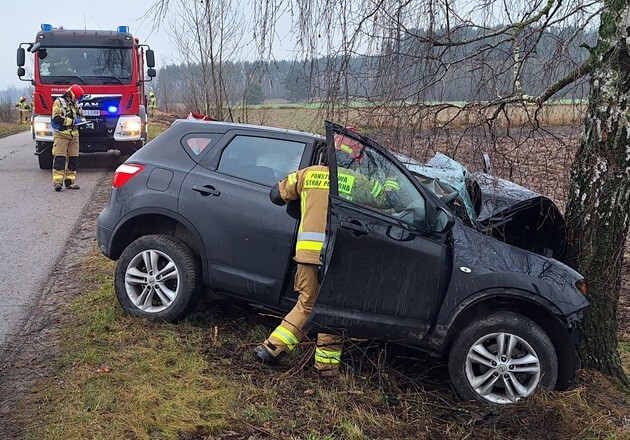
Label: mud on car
xmin=97 ymin=120 xmax=589 ymax=404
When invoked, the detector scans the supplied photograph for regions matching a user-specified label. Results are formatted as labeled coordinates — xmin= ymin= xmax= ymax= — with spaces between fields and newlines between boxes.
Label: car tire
xmin=115 ymin=235 xmax=201 ymax=322
xmin=448 ymin=312 xmax=558 ymax=404
xmin=38 ymin=144 xmax=53 ymax=169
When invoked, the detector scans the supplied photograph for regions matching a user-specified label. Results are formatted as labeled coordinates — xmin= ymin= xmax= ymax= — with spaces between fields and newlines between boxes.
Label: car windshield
xmin=395 ymin=152 xmax=478 ymax=224
xmin=38 ymin=47 xmax=132 ymax=85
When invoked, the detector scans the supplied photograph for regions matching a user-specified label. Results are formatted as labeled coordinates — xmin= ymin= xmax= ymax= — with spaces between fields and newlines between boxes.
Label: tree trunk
xmin=565 ymin=1 xmax=630 ymax=385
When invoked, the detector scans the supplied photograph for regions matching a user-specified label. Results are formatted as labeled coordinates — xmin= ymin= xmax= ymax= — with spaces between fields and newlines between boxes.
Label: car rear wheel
xmin=115 ymin=235 xmax=201 ymax=322
xmin=448 ymin=312 xmax=558 ymax=404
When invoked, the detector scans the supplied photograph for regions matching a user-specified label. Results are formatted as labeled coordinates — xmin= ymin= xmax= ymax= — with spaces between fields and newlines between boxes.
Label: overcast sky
xmin=2 ymin=1 xmax=299 ymax=90
xmin=2 ymin=2 xmax=176 ymax=89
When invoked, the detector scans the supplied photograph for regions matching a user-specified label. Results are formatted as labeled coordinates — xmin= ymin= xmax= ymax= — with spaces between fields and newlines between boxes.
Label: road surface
xmin=0 ymin=131 xmax=120 ymax=351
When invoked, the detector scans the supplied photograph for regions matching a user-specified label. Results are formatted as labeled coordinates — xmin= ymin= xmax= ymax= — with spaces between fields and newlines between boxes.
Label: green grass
xmin=19 ymin=250 xmax=630 ymax=440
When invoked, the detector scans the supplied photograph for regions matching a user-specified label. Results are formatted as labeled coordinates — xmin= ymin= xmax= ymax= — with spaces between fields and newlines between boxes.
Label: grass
xmin=21 ymin=250 xmax=630 ymax=440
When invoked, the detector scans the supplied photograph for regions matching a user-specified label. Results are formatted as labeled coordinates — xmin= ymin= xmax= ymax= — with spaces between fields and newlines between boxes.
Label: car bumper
xmin=97 ymin=210 xmax=115 ymax=258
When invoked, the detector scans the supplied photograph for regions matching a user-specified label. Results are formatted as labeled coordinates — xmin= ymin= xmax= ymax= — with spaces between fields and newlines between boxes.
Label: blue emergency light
xmin=117 ymin=26 xmax=129 ymax=33
xmin=107 ymin=105 xmax=118 ymax=114
xmin=41 ymin=24 xmax=53 ymax=31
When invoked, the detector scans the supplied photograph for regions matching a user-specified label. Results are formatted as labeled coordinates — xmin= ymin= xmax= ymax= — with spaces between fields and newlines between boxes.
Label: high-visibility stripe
xmin=384 ymin=179 xmax=399 ymax=190
xmin=299 ymin=193 xmax=306 ymax=233
xmin=287 ymin=172 xmax=298 ymax=185
xmin=296 ymin=240 xmax=324 ymax=252
xmin=270 ymin=326 xmax=299 ymax=351
xmin=371 ymin=181 xmax=383 ymax=197
xmin=339 ymin=144 xmax=353 ymax=155
xmin=297 ymin=232 xmax=326 ymax=242
xmin=314 ymin=348 xmax=342 ymax=364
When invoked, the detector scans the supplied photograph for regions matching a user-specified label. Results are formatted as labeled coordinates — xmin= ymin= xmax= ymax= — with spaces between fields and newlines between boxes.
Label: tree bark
xmin=565 ymin=0 xmax=630 ymax=385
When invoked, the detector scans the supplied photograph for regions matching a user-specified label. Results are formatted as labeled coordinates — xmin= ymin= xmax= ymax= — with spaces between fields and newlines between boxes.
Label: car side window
xmin=217 ymin=135 xmax=305 ymax=186
xmin=338 ymin=143 xmax=428 ymax=228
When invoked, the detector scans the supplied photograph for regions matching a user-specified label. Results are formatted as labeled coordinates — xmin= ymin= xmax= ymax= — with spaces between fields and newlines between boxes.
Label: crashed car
xmin=396 ymin=152 xmax=568 ymax=261
xmin=97 ymin=120 xmax=589 ymax=404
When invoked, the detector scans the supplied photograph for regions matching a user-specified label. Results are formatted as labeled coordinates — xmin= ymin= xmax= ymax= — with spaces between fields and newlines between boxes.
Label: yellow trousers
xmin=264 ymin=263 xmax=343 ymax=372
xmin=52 ymin=133 xmax=79 ymax=185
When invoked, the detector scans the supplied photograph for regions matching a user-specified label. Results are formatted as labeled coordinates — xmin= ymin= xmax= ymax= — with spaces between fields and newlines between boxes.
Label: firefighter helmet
xmin=149 ymin=91 xmax=155 ymax=97
xmin=19 ymin=96 xmax=26 ymax=102
xmin=67 ymin=84 xmax=84 ymax=100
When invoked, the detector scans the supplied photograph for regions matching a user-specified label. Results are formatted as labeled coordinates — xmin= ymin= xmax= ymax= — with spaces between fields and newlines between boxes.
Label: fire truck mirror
xmin=148 ymin=68 xmax=157 ymax=78
xmin=17 ymin=48 xmax=25 ymax=67
xmin=146 ymin=49 xmax=155 ymax=68
xmin=17 ymin=67 xmax=25 ymax=77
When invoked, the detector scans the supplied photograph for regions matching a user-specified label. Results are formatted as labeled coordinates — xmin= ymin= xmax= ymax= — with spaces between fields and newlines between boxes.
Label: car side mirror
xmin=432 ymin=206 xmax=455 ymax=234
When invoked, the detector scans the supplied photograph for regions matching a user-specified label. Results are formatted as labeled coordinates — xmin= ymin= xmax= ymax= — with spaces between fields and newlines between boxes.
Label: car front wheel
xmin=448 ymin=312 xmax=558 ymax=404
xmin=115 ymin=235 xmax=201 ymax=322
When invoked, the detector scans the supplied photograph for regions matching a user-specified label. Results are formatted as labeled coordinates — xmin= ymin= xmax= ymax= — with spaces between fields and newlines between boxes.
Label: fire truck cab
xmin=17 ymin=24 xmax=156 ymax=169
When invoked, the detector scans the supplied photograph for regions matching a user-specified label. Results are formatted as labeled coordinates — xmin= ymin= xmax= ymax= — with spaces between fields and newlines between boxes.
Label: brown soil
xmin=0 ymin=125 xmax=628 ymax=439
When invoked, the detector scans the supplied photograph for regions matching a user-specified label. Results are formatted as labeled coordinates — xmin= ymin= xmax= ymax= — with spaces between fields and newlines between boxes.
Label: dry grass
xmin=0 ymin=122 xmax=29 ymax=138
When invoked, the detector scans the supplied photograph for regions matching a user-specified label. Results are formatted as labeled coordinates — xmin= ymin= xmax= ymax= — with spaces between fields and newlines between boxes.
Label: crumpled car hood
xmin=398 ymin=152 xmax=567 ymax=261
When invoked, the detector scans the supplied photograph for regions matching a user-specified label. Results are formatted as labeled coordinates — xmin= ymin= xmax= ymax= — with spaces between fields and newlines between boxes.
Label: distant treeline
xmin=154 ymin=25 xmax=596 ymax=109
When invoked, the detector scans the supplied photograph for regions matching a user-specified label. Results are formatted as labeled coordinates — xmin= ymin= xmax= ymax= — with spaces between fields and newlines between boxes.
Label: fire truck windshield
xmin=38 ymin=47 xmax=132 ymax=85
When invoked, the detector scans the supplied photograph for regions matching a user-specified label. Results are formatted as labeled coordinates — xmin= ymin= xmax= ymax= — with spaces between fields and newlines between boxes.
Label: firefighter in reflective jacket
xmin=147 ymin=91 xmax=157 ymax=116
xmin=335 ymin=125 xmax=401 ymax=199
xmin=254 ymin=150 xmax=387 ymax=376
xmin=15 ymin=96 xmax=31 ymax=124
xmin=51 ymin=84 xmax=86 ymax=191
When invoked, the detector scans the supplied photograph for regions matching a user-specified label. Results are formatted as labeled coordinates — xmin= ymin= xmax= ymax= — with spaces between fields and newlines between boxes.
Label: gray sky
xmin=3 ymin=1 xmax=301 ymax=91
xmin=3 ymin=2 xmax=184 ymax=89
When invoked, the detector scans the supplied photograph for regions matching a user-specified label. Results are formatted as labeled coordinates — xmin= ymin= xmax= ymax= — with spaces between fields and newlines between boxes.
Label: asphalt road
xmin=0 ymin=130 xmax=121 ymax=350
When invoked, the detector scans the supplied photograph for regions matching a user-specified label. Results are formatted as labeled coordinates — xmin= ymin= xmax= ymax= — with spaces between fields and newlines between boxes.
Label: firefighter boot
xmin=65 ymin=180 xmax=80 ymax=190
xmin=253 ymin=345 xmax=282 ymax=366
xmin=54 ymin=183 xmax=62 ymax=192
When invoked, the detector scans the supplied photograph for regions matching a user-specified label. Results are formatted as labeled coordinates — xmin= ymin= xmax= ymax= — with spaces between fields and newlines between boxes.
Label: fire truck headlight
xmin=34 ymin=122 xmax=49 ymax=132
xmin=122 ymin=120 xmax=142 ymax=135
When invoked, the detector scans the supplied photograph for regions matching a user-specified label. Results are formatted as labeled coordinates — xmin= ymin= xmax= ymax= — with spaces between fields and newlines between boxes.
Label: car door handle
xmin=192 ymin=185 xmax=221 ymax=197
xmin=340 ymin=220 xmax=368 ymax=236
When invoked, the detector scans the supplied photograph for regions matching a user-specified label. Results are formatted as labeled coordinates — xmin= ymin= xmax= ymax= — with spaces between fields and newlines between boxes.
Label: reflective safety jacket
xmin=52 ymin=96 xmax=84 ymax=136
xmin=277 ymin=164 xmax=386 ymax=264
xmin=15 ymin=100 xmax=31 ymax=112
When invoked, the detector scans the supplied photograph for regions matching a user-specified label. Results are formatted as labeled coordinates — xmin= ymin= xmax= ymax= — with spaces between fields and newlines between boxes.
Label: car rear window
xmin=181 ymin=133 xmax=220 ymax=157
xmin=217 ymin=135 xmax=305 ymax=186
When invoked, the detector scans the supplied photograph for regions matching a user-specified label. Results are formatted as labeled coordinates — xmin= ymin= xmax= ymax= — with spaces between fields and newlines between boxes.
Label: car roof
xmin=171 ymin=119 xmax=323 ymax=140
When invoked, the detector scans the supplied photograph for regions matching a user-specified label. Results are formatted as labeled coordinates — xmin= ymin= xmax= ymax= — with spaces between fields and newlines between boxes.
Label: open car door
xmin=306 ymin=122 xmax=454 ymax=346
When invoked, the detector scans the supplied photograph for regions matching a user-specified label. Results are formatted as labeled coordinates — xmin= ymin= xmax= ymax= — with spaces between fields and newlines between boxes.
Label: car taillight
xmin=112 ymin=163 xmax=146 ymax=188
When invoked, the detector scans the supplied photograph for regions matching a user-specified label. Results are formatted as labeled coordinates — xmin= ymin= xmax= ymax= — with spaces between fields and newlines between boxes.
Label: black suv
xmin=97 ymin=120 xmax=589 ymax=404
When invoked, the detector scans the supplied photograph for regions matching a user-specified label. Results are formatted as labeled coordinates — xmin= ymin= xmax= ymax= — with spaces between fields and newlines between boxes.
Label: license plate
xmin=83 ymin=110 xmax=100 ymax=116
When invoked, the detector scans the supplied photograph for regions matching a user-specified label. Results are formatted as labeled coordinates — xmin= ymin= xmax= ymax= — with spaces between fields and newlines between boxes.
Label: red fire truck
xmin=17 ymin=24 xmax=156 ymax=169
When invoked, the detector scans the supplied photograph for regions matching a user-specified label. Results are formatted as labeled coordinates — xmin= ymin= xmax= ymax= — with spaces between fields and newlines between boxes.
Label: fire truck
xmin=16 ymin=24 xmax=156 ymax=169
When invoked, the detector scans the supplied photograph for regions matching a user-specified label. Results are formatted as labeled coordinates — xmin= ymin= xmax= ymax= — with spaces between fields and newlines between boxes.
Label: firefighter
xmin=254 ymin=143 xmax=388 ymax=377
xmin=335 ymin=125 xmax=401 ymax=202
xmin=147 ymin=91 xmax=157 ymax=116
xmin=51 ymin=84 xmax=86 ymax=191
xmin=15 ymin=96 xmax=31 ymax=124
